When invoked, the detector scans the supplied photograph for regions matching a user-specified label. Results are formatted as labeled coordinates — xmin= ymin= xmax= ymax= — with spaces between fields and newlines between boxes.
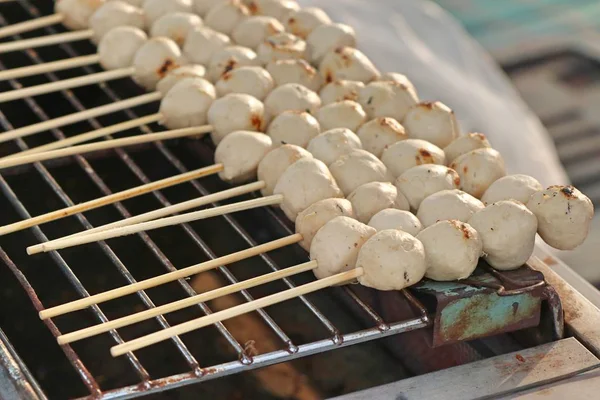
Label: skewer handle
xmin=0 ymin=67 xmax=134 ymax=103
xmin=38 ymin=234 xmax=303 ymax=319
xmin=0 ymin=54 xmax=101 ymax=81
xmin=0 ymin=29 xmax=93 ymax=53
xmin=0 ymin=91 xmax=162 ymax=144
xmin=111 ymin=268 xmax=363 ymax=357
xmin=66 ymin=181 xmax=266 ymax=239
xmin=27 ymin=195 xmax=284 ymax=254
xmin=0 ymin=13 xmax=64 ymax=39
xmin=0 ymin=164 xmax=223 ymax=236
xmin=0 ymin=124 xmax=212 ymax=169
xmin=3 ymin=114 xmax=162 ymax=158
xmin=57 ymin=261 xmax=317 ymax=344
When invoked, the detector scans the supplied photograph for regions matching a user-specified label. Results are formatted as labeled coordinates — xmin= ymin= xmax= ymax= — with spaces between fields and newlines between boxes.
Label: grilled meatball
xmin=395 ymin=164 xmax=460 ymax=210
xmin=214 ymin=130 xmax=273 ymax=183
xmin=469 ymin=200 xmax=538 ymax=270
xmin=319 ymin=80 xmax=364 ymax=105
xmin=55 ymin=0 xmax=104 ymax=31
xmin=98 ymin=26 xmax=147 ymax=70
xmin=150 ymin=12 xmax=203 ymax=46
xmin=417 ymin=220 xmax=482 ymax=281
xmin=319 ymin=47 xmax=380 ymax=83
xmin=310 ymin=216 xmax=376 ymax=280
xmin=263 ymin=83 xmax=321 ymax=121
xmin=450 ymin=148 xmax=506 ymax=199
xmin=416 ymin=189 xmax=484 ymax=227
xmin=207 ymin=45 xmax=259 ymax=82
xmin=90 ymin=1 xmax=145 ymax=43
xmin=132 ymin=37 xmax=184 ymax=90
xmin=159 ymin=78 xmax=216 ymax=129
xmin=232 ymin=16 xmax=285 ymax=49
xmin=204 ymin=0 xmax=249 ymax=35
xmin=143 ymin=0 xmax=193 ymax=24
xmin=257 ymin=32 xmax=308 ymax=64
xmin=215 ymin=66 xmax=274 ymax=100
xmin=403 ymin=101 xmax=459 ymax=148
xmin=357 ymin=117 xmax=407 ymax=158
xmin=207 ymin=93 xmax=265 ymax=144
xmin=273 ymin=158 xmax=343 ymax=221
xmin=266 ymin=59 xmax=322 ymax=92
xmin=347 ymin=181 xmax=409 ymax=223
xmin=283 ymin=7 xmax=330 ymax=39
xmin=307 ymin=23 xmax=356 ymax=65
xmin=443 ymin=133 xmax=491 ymax=163
xmin=315 ymin=100 xmax=366 ymax=132
xmin=481 ymin=174 xmax=542 ymax=206
xmin=295 ymin=198 xmax=354 ymax=250
xmin=245 ymin=0 xmax=299 ymax=21
xmin=257 ymin=144 xmax=312 ymax=196
xmin=267 ymin=110 xmax=320 ymax=148
xmin=329 ymin=149 xmax=393 ymax=196
xmin=527 ymin=185 xmax=594 ymax=250
xmin=183 ymin=27 xmax=231 ymax=65
xmin=381 ymin=139 xmax=446 ymax=178
xmin=368 ymin=209 xmax=423 ymax=236
xmin=306 ymin=128 xmax=362 ymax=165
xmin=358 ymin=81 xmax=419 ymax=122
xmin=156 ymin=64 xmax=206 ymax=95
xmin=357 ymin=229 xmax=427 ymax=290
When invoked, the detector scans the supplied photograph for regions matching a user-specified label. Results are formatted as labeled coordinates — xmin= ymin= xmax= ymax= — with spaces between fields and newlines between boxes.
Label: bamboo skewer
xmin=0 ymin=13 xmax=64 ymax=39
xmin=0 ymin=67 xmax=134 ymax=103
xmin=0 ymin=54 xmax=101 ymax=81
xmin=57 ymin=261 xmax=317 ymax=344
xmin=2 ymin=114 xmax=162 ymax=158
xmin=110 ymin=268 xmax=363 ymax=357
xmin=27 ymin=194 xmax=283 ymax=255
xmin=0 ymin=125 xmax=212 ymax=169
xmin=0 ymin=29 xmax=93 ymax=53
xmin=38 ymin=234 xmax=303 ymax=319
xmin=0 ymin=91 xmax=162 ymax=144
xmin=0 ymin=164 xmax=223 ymax=236
xmin=59 ymin=182 xmax=266 ymax=240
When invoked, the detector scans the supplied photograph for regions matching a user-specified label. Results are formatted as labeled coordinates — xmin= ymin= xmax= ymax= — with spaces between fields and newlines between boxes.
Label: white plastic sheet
xmin=298 ymin=0 xmax=570 ymax=187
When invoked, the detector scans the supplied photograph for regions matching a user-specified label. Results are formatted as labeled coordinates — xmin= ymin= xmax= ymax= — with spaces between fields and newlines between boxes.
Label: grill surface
xmin=0 ymin=2 xmax=433 ymax=399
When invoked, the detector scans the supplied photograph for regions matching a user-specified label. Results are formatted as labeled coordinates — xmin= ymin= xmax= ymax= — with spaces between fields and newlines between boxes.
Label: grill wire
xmin=0 ymin=2 xmax=431 ymax=399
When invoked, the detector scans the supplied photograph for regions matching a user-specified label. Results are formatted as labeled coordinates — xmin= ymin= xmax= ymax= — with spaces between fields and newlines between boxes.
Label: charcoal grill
xmin=1 ymin=2 xmax=600 ymax=399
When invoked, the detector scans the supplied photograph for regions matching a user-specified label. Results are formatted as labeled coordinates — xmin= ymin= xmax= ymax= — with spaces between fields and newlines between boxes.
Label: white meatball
xmin=273 ymin=158 xmax=343 ymax=221
xmin=395 ymin=164 xmax=461 ymax=211
xmin=215 ymin=66 xmax=274 ymax=100
xmin=214 ymin=131 xmax=272 ymax=183
xmin=482 ymin=174 xmax=542 ymax=206
xmin=319 ymin=80 xmax=364 ymax=105
xmin=319 ymin=47 xmax=380 ymax=84
xmin=108 ymin=0 xmax=144 ymax=6
xmin=381 ymin=139 xmax=446 ymax=178
xmin=284 ymin=7 xmax=331 ymax=39
xmin=132 ymin=37 xmax=184 ymax=90
xmin=183 ymin=27 xmax=231 ymax=65
xmin=263 ymin=83 xmax=321 ymax=120
xmin=357 ymin=117 xmax=407 ymax=158
xmin=266 ymin=59 xmax=322 ymax=92
xmin=207 ymin=46 xmax=259 ymax=82
xmin=257 ymin=33 xmax=307 ymax=64
xmin=347 ymin=181 xmax=409 ymax=223
xmin=207 ymin=93 xmax=265 ymax=144
xmin=90 ymin=1 xmax=145 ymax=43
xmin=159 ymin=78 xmax=215 ymax=129
xmin=306 ymin=128 xmax=362 ymax=165
xmin=295 ymin=198 xmax=354 ymax=250
xmin=450 ymin=148 xmax=506 ymax=199
xmin=403 ymin=102 xmax=459 ymax=148
xmin=469 ymin=200 xmax=538 ymax=270
xmin=232 ymin=16 xmax=285 ymax=49
xmin=416 ymin=189 xmax=484 ymax=227
xmin=150 ymin=12 xmax=203 ymax=46
xmin=416 ymin=220 xmax=482 ymax=281
xmin=368 ymin=209 xmax=423 ymax=236
xmin=329 ymin=150 xmax=393 ymax=196
xmin=98 ymin=26 xmax=147 ymax=70
xmin=310 ymin=216 xmax=376 ymax=280
xmin=193 ymin=0 xmax=223 ymax=16
xmin=378 ymin=72 xmax=417 ymax=95
xmin=307 ymin=23 xmax=356 ymax=65
xmin=357 ymin=229 xmax=426 ymax=290
xmin=205 ymin=0 xmax=249 ymax=35
xmin=143 ymin=0 xmax=193 ymax=24
xmin=358 ymin=81 xmax=419 ymax=122
xmin=55 ymin=0 xmax=104 ymax=31
xmin=443 ymin=133 xmax=492 ymax=163
xmin=527 ymin=186 xmax=594 ymax=250
xmin=245 ymin=0 xmax=299 ymax=21
xmin=314 ymin=100 xmax=366 ymax=133
xmin=257 ymin=144 xmax=312 ymax=196
xmin=156 ymin=64 xmax=206 ymax=95
xmin=267 ymin=110 xmax=320 ymax=148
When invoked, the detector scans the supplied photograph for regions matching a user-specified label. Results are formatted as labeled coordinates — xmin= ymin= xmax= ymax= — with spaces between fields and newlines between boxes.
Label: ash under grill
xmin=0 ymin=2 xmax=577 ymax=399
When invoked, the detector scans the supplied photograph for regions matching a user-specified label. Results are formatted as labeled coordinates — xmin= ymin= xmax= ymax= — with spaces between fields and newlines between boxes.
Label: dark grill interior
xmin=0 ymin=2 xmax=569 ymax=399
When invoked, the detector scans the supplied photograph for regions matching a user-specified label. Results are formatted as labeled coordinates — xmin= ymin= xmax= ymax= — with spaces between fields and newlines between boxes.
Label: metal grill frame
xmin=0 ymin=2 xmax=431 ymax=399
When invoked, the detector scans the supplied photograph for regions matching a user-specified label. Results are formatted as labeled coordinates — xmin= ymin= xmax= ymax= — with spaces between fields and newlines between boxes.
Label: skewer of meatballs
xmin=0 ymin=0 xmax=594 ymax=355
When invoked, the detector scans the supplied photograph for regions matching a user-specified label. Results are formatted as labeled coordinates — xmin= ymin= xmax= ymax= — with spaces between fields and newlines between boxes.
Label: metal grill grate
xmin=0 ymin=2 xmax=431 ymax=398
